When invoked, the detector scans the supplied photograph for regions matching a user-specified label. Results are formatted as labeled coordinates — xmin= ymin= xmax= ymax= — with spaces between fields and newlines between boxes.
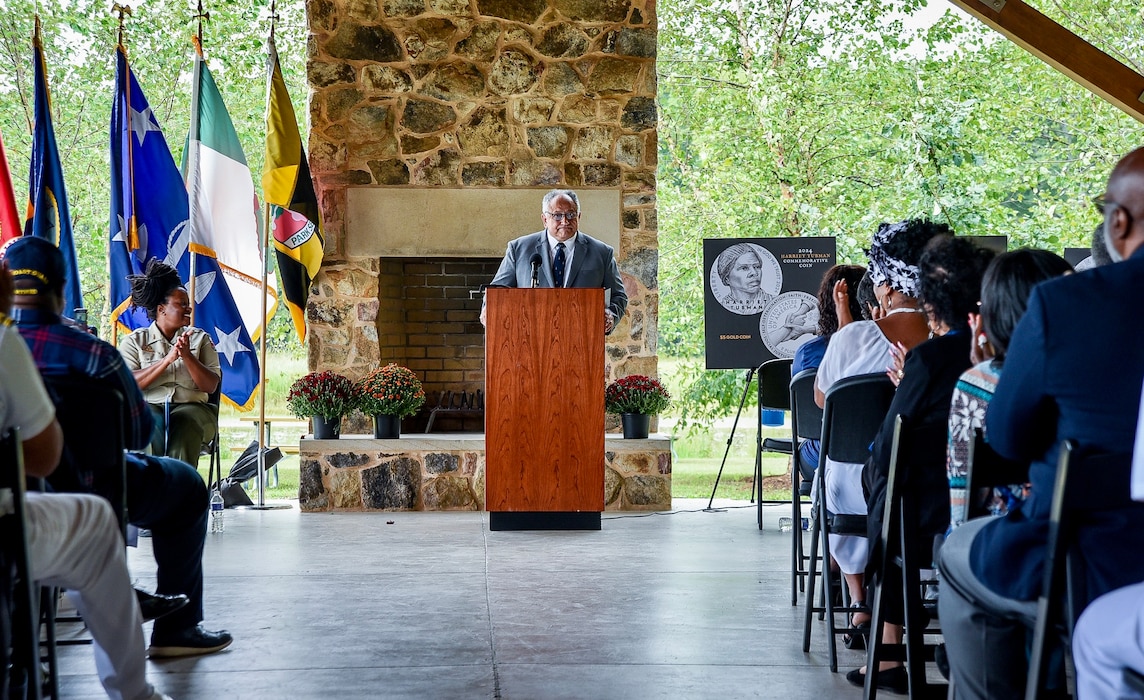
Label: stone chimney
xmin=304 ymin=0 xmax=660 ymax=428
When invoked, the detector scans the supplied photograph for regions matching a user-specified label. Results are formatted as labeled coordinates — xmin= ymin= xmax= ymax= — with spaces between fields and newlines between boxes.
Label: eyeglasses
xmin=1093 ymin=194 xmax=1116 ymax=215
xmin=545 ymin=211 xmax=579 ymax=222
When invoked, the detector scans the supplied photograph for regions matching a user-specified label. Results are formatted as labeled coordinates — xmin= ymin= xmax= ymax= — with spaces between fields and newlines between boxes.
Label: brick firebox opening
xmin=377 ymin=257 xmax=500 ymax=432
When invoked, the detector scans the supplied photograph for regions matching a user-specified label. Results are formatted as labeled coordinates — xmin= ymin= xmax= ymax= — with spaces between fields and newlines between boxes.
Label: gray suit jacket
xmin=488 ymin=231 xmax=628 ymax=325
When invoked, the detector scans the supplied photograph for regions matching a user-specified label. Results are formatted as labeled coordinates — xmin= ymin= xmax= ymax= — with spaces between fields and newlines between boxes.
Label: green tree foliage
xmin=0 ymin=0 xmax=308 ymax=352
xmin=659 ymin=0 xmax=1142 ymax=430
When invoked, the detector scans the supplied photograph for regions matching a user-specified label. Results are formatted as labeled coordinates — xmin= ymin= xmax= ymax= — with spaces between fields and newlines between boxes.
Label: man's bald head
xmin=1107 ymin=147 xmax=1144 ymax=209
xmin=1102 ymin=147 xmax=1144 ymax=262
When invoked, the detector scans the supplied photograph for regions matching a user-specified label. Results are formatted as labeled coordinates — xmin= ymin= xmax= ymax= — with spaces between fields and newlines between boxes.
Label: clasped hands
xmin=164 ymin=332 xmax=193 ymax=366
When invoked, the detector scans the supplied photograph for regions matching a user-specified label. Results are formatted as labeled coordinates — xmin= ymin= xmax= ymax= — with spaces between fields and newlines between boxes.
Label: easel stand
xmin=704 ymin=365 xmax=761 ymax=512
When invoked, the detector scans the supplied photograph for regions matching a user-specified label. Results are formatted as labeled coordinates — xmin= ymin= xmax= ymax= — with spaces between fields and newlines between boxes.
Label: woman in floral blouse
xmin=946 ymin=249 xmax=1073 ymax=530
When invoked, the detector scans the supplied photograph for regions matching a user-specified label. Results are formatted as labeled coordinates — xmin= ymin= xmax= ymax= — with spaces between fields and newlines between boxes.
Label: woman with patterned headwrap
xmin=118 ymin=259 xmax=220 ymax=468
xmin=810 ymin=219 xmax=947 ymax=651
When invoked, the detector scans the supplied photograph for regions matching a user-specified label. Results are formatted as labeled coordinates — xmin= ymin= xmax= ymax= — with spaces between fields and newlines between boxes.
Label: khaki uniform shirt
xmin=118 ymin=323 xmax=221 ymax=404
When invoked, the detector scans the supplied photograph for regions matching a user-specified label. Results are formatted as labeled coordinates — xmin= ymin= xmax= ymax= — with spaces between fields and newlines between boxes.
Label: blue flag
xmin=186 ymin=255 xmax=260 ymax=407
xmin=109 ymin=46 xmax=260 ymax=408
xmin=27 ymin=27 xmax=83 ymax=314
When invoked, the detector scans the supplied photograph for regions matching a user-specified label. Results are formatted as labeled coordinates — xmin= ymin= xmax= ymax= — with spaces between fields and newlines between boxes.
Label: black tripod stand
xmin=704 ymin=363 xmax=765 ymax=512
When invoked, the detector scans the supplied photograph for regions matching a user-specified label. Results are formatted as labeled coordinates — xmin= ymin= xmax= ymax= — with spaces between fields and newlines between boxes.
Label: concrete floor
xmin=54 ymin=500 xmax=869 ymax=699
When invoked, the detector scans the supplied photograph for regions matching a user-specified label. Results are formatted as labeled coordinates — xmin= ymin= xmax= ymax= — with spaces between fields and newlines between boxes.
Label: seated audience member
xmin=938 ymin=146 xmax=1144 ymax=700
xmin=814 ymin=219 xmax=943 ymax=652
xmin=119 ymin=260 xmax=220 ymax=468
xmin=835 ymin=268 xmax=878 ymax=327
xmin=0 ymin=260 xmax=170 ymax=700
xmin=791 ymin=264 xmax=866 ymax=493
xmin=1073 ymin=384 xmax=1144 ymax=699
xmin=855 ymin=269 xmax=879 ymax=320
xmin=946 ymin=249 xmax=1072 ymax=530
xmin=2 ymin=237 xmax=232 ymax=658
xmin=847 ymin=235 xmax=994 ymax=691
xmin=1074 ymin=223 xmax=1113 ymax=271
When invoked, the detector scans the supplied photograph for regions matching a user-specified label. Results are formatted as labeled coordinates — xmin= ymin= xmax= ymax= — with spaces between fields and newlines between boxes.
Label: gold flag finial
xmin=112 ymin=3 xmax=132 ymax=49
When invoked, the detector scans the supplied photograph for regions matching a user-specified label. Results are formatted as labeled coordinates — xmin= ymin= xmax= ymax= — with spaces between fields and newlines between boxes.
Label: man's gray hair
xmin=542 ymin=189 xmax=579 ymax=214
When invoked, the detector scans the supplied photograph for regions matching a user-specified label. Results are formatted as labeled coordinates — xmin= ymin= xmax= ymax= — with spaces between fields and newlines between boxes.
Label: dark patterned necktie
xmin=553 ymin=242 xmax=566 ymax=288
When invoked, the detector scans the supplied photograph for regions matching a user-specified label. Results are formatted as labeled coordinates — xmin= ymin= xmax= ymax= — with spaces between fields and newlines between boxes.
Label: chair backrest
xmin=1 ymin=428 xmax=42 ymax=699
xmin=819 ymin=372 xmax=896 ymax=465
xmin=789 ymin=368 xmax=822 ymax=442
xmin=758 ymin=358 xmax=793 ymax=412
xmin=964 ymin=428 xmax=1028 ymax=522
xmin=1026 ymin=441 xmax=1140 ymax=700
xmin=879 ymin=414 xmax=949 ymax=560
xmin=41 ymin=375 xmax=127 ymax=534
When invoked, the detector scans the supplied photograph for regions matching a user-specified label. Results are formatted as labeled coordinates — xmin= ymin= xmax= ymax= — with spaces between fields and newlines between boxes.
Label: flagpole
xmin=112 ymin=4 xmax=133 ymax=346
xmin=254 ymin=2 xmax=280 ymax=509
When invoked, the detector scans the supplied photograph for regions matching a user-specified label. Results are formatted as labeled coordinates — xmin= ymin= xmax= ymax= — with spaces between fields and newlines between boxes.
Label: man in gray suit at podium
xmin=481 ymin=189 xmax=628 ymax=335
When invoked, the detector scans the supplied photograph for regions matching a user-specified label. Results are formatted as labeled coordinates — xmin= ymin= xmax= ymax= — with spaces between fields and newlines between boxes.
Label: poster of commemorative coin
xmin=703 ymin=237 xmax=836 ymax=370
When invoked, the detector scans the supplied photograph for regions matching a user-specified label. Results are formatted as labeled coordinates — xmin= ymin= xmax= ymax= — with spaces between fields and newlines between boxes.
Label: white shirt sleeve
xmin=0 ymin=325 xmax=55 ymax=438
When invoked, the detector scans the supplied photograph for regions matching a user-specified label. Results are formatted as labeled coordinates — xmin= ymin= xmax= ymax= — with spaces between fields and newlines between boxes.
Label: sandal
xmin=843 ymin=602 xmax=870 ymax=650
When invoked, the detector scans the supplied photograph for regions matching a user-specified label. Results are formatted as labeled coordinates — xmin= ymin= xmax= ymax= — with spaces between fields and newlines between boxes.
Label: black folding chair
xmin=789 ymin=368 xmax=821 ymax=604
xmin=964 ymin=428 xmax=1028 ymax=522
xmin=865 ymin=415 xmax=949 ymax=699
xmin=41 ymin=375 xmax=128 ymax=537
xmin=803 ymin=372 xmax=896 ymax=672
xmin=1 ymin=427 xmax=44 ymax=700
xmin=38 ymin=375 xmax=128 ymax=697
xmin=756 ymin=358 xmax=793 ymax=529
xmin=1025 ymin=442 xmax=1141 ymax=700
xmin=202 ymin=388 xmax=223 ymax=493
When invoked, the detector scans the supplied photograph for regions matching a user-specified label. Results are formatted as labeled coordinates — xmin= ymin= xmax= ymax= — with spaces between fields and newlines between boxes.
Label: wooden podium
xmin=485 ymin=287 xmax=605 ymax=530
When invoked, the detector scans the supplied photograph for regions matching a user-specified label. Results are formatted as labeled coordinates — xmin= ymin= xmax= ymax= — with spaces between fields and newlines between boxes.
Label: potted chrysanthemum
xmin=354 ymin=364 xmax=426 ymax=439
xmin=604 ymin=374 xmax=671 ymax=439
xmin=287 ymin=371 xmax=355 ymax=439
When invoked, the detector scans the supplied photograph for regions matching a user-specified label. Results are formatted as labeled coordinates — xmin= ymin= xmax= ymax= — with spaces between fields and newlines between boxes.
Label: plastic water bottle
xmin=209 ymin=488 xmax=225 ymax=533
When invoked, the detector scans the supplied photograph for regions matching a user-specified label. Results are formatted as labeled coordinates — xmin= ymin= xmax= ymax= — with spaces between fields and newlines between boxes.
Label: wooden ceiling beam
xmin=946 ymin=0 xmax=1144 ymax=124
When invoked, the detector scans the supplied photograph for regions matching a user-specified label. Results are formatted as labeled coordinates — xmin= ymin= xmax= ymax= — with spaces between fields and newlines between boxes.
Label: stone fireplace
xmin=297 ymin=0 xmax=669 ymax=511
xmin=376 ymin=255 xmax=495 ymax=431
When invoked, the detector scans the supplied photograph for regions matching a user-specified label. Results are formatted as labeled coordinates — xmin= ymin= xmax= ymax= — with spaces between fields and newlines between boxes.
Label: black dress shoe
xmin=134 ymin=589 xmax=190 ymax=622
xmin=149 ymin=625 xmax=233 ymax=658
xmin=846 ymin=666 xmax=908 ymax=695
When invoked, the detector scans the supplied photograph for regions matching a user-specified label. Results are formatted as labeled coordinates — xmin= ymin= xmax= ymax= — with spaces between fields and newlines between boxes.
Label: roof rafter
xmin=947 ymin=0 xmax=1144 ymax=124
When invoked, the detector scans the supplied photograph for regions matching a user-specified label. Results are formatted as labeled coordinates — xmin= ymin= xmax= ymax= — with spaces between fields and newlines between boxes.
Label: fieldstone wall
xmin=304 ymin=0 xmax=660 ymax=401
xmin=298 ymin=435 xmax=672 ymax=511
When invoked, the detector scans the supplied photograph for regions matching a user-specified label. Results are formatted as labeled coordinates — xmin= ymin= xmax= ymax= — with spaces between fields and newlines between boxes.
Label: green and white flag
xmin=184 ymin=40 xmax=278 ymax=358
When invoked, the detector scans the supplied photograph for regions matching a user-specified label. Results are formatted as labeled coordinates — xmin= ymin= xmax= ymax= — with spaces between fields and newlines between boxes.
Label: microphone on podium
xmin=530 ymin=253 xmax=542 ymax=288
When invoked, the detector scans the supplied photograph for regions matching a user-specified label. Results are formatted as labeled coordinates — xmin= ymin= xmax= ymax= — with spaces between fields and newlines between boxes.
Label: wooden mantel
xmin=947 ymin=0 xmax=1144 ymax=124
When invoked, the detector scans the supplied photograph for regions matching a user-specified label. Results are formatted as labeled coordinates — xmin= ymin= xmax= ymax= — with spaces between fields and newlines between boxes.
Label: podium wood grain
xmin=485 ymin=288 xmax=605 ymax=513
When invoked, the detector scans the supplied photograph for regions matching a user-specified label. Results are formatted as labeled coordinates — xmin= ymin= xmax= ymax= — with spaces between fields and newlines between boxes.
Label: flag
xmin=109 ymin=45 xmax=260 ymax=409
xmin=264 ymin=39 xmax=323 ymax=342
xmin=188 ymin=253 xmax=260 ymax=408
xmin=184 ymin=39 xmax=278 ymax=351
xmin=27 ymin=25 xmax=83 ymax=312
xmin=0 ymin=128 xmax=19 ymax=244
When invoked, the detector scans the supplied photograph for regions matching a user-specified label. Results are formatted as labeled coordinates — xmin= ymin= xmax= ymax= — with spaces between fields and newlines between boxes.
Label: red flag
xmin=0 ymin=128 xmax=19 ymax=244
